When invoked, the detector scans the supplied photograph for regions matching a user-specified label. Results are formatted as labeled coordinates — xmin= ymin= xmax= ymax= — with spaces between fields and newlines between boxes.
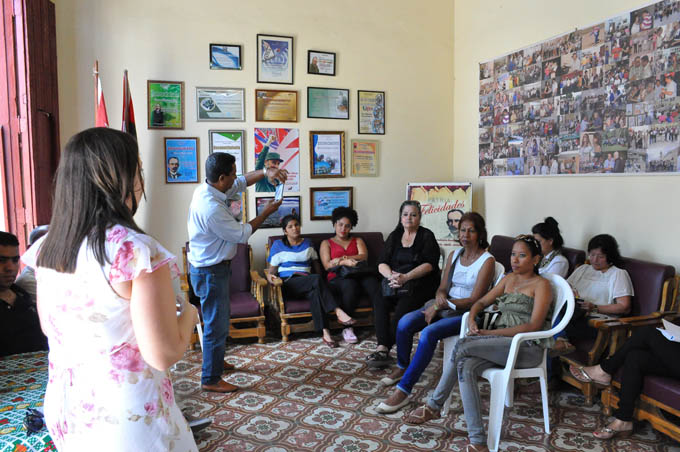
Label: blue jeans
xmin=190 ymin=262 xmax=230 ymax=385
xmin=395 ymin=307 xmax=463 ymax=395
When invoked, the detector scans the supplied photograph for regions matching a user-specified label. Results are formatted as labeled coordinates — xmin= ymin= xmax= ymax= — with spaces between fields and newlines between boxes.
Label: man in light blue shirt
xmin=188 ymin=152 xmax=285 ymax=393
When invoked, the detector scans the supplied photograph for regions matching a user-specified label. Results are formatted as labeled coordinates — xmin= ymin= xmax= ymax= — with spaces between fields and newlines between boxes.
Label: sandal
xmin=322 ymin=337 xmax=339 ymax=348
xmin=403 ymin=404 xmax=440 ymax=425
xmin=569 ymin=365 xmax=610 ymax=388
xmin=366 ymin=351 xmax=392 ymax=368
xmin=338 ymin=317 xmax=356 ymax=327
xmin=465 ymin=444 xmax=489 ymax=452
xmin=593 ymin=425 xmax=633 ymax=439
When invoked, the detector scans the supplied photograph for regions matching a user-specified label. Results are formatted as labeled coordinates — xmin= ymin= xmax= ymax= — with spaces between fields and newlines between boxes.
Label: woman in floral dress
xmin=22 ymin=128 xmax=199 ymax=451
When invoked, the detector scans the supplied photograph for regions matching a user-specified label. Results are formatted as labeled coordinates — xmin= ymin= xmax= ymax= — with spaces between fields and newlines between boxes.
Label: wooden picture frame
xmin=255 ymin=89 xmax=298 ymax=122
xmin=310 ymin=131 xmax=345 ymax=178
xmin=309 ymin=187 xmax=353 ymax=220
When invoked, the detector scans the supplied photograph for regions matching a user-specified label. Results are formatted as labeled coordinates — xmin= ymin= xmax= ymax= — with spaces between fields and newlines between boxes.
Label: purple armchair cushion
xmin=562 ymin=246 xmax=586 ymax=277
xmin=612 ymin=370 xmax=680 ymax=412
xmin=283 ymin=295 xmax=371 ymax=314
xmin=231 ymin=291 xmax=262 ymax=318
xmin=229 ymin=243 xmax=250 ymax=293
xmin=489 ymin=235 xmax=514 ymax=274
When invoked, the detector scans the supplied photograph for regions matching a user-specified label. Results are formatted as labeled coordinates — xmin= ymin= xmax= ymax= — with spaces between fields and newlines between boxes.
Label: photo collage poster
xmin=479 ymin=0 xmax=680 ymax=177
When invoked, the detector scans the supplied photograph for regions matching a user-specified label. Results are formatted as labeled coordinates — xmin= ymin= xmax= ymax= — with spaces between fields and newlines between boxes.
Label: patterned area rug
xmin=173 ymin=331 xmax=680 ymax=452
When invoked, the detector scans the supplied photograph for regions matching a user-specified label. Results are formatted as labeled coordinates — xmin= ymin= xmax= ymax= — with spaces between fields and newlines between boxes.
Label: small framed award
xmin=307 ymin=87 xmax=349 ymax=119
xmin=165 ymin=137 xmax=199 ymax=183
xmin=350 ymin=139 xmax=379 ymax=177
xmin=308 ymin=50 xmax=336 ymax=76
xmin=209 ymin=44 xmax=242 ymax=70
xmin=257 ymin=34 xmax=294 ymax=84
xmin=196 ymin=87 xmax=245 ymax=122
xmin=358 ymin=90 xmax=385 ymax=134
xmin=209 ymin=130 xmax=245 ymax=175
xmin=255 ymin=89 xmax=298 ymax=122
xmin=310 ymin=131 xmax=345 ymax=178
xmin=148 ymin=80 xmax=185 ymax=130
xmin=310 ymin=187 xmax=353 ymax=220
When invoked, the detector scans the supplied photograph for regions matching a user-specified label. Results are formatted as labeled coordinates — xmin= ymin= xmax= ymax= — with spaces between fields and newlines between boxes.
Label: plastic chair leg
xmin=539 ymin=373 xmax=550 ymax=433
xmin=197 ymin=322 xmax=204 ymax=350
xmin=505 ymin=379 xmax=514 ymax=407
xmin=487 ymin=376 xmax=507 ymax=452
xmin=441 ymin=337 xmax=456 ymax=416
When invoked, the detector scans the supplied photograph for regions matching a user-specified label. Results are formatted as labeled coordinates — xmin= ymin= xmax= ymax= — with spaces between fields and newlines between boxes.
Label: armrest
xmin=250 ymin=270 xmax=268 ymax=288
xmin=264 ymin=269 xmax=283 ymax=287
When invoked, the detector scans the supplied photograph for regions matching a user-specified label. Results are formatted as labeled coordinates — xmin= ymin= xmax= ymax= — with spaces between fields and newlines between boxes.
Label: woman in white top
xmin=532 ymin=217 xmax=569 ymax=278
xmin=375 ymin=212 xmax=495 ymax=413
xmin=555 ymin=234 xmax=633 ymax=354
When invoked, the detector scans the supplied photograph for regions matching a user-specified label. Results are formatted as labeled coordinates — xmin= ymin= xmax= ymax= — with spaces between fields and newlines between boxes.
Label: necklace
xmin=460 ymin=248 xmax=483 ymax=265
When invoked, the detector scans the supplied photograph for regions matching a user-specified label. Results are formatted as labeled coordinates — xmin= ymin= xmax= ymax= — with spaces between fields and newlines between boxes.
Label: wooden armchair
xmin=181 ymin=243 xmax=267 ymax=345
xmin=559 ymin=259 xmax=676 ymax=405
xmin=600 ymin=292 xmax=680 ymax=442
xmin=264 ymin=232 xmax=384 ymax=342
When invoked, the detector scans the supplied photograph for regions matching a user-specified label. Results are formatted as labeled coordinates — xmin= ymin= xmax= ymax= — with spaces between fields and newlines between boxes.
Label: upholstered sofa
xmin=488 ymin=234 xmax=586 ymax=277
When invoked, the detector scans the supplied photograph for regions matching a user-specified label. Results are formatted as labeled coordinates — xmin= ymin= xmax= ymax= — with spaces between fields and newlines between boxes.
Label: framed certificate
xmin=209 ymin=130 xmax=245 ymax=175
xmin=210 ymin=44 xmax=242 ymax=70
xmin=310 ymin=187 xmax=353 ymax=220
xmin=148 ymin=80 xmax=185 ymax=129
xmin=307 ymin=87 xmax=349 ymax=119
xmin=255 ymin=89 xmax=298 ymax=122
xmin=308 ymin=50 xmax=336 ymax=76
xmin=257 ymin=34 xmax=294 ymax=84
xmin=358 ymin=90 xmax=385 ymax=134
xmin=350 ymin=139 xmax=379 ymax=176
xmin=196 ymin=87 xmax=245 ymax=121
xmin=310 ymin=131 xmax=345 ymax=178
xmin=255 ymin=196 xmax=301 ymax=228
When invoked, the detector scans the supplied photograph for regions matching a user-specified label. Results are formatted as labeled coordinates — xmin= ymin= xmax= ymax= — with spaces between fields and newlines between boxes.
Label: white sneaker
xmin=342 ymin=327 xmax=358 ymax=344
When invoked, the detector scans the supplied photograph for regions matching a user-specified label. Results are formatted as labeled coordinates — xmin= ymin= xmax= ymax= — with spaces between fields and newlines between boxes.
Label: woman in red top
xmin=320 ymin=207 xmax=381 ymax=344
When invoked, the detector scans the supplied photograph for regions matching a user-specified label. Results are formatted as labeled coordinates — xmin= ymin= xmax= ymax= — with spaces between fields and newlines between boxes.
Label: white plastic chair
xmin=441 ymin=261 xmax=505 ymax=415
xmin=455 ymin=273 xmax=574 ymax=452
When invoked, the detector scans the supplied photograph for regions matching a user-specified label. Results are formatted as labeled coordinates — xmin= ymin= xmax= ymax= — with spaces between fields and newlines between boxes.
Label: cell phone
xmin=274 ymin=183 xmax=285 ymax=201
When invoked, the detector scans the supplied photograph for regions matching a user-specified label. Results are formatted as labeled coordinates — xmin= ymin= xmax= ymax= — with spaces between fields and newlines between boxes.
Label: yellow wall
xmin=54 ymin=0 xmax=454 ymax=268
xmin=453 ymin=0 xmax=680 ymax=270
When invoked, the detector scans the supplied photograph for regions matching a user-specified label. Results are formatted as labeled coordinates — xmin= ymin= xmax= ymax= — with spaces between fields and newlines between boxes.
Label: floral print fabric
xmin=22 ymin=226 xmax=197 ymax=451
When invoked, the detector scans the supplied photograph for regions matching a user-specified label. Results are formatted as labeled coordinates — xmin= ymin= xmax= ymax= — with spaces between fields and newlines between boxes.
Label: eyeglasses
xmin=0 ymin=256 xmax=20 ymax=264
xmin=23 ymin=408 xmax=44 ymax=436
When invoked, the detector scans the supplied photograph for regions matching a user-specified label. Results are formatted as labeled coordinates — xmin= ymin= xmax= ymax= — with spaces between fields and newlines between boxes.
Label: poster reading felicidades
xmin=254 ymin=128 xmax=300 ymax=192
xmin=406 ymin=183 xmax=472 ymax=260
xmin=479 ymin=0 xmax=680 ymax=177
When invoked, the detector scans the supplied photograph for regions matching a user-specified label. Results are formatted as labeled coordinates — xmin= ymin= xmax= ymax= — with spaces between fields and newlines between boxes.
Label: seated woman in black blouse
xmin=366 ymin=201 xmax=440 ymax=367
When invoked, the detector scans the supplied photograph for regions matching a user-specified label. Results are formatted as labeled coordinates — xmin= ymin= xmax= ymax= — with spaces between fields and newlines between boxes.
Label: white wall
xmin=453 ymin=0 xmax=680 ymax=270
xmin=55 ymin=0 xmax=455 ymax=269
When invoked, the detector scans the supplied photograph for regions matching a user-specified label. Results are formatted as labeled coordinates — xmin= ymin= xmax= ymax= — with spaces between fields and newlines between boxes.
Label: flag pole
xmin=93 ymin=60 xmax=99 ymax=126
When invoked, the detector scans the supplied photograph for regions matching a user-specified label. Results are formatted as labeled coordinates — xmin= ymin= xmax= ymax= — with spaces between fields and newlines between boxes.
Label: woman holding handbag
xmin=375 ymin=212 xmax=496 ymax=413
xmin=365 ymin=201 xmax=440 ymax=368
xmin=320 ymin=207 xmax=382 ymax=344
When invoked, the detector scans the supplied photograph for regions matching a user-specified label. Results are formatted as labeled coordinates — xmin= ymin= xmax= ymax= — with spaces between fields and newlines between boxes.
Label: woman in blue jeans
xmin=376 ymin=212 xmax=496 ymax=413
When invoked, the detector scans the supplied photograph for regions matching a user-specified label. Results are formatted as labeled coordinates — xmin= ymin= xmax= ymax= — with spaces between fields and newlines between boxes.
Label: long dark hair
xmin=514 ymin=234 xmax=543 ymax=274
xmin=531 ymin=216 xmax=564 ymax=250
xmin=588 ymin=234 xmax=624 ymax=268
xmin=37 ymin=128 xmax=145 ymax=273
xmin=280 ymin=214 xmax=301 ymax=247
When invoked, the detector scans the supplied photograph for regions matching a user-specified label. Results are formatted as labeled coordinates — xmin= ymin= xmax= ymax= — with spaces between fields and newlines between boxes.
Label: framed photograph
xmin=309 ymin=187 xmax=353 ymax=220
xmin=255 ymin=196 xmax=301 ymax=228
xmin=209 ymin=130 xmax=245 ymax=175
xmin=148 ymin=81 xmax=185 ymax=129
xmin=308 ymin=50 xmax=336 ymax=76
xmin=257 ymin=34 xmax=294 ymax=84
xmin=165 ymin=137 xmax=199 ymax=183
xmin=310 ymin=131 xmax=345 ymax=178
xmin=350 ymin=139 xmax=379 ymax=176
xmin=255 ymin=89 xmax=298 ymax=122
xmin=210 ymin=44 xmax=242 ymax=70
xmin=307 ymin=87 xmax=349 ymax=119
xmin=358 ymin=90 xmax=385 ymax=134
xmin=196 ymin=87 xmax=245 ymax=122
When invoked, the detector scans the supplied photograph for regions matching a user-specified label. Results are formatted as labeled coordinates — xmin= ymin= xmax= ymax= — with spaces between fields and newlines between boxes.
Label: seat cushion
xmin=621 ymin=257 xmax=675 ymax=315
xmin=613 ymin=370 xmax=680 ymax=412
xmin=565 ymin=337 xmax=596 ymax=363
xmin=231 ymin=292 xmax=261 ymax=318
xmin=284 ymin=299 xmax=312 ymax=314
xmin=489 ymin=235 xmax=514 ymax=273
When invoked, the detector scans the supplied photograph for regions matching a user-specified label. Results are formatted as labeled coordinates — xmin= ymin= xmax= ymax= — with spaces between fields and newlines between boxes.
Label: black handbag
xmin=329 ymin=261 xmax=378 ymax=279
xmin=381 ymin=277 xmax=414 ymax=298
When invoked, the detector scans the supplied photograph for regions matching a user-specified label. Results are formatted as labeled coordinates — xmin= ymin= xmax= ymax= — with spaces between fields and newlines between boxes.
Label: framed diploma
xmin=209 ymin=130 xmax=245 ymax=175
xmin=148 ymin=80 xmax=185 ymax=130
xmin=358 ymin=90 xmax=385 ymax=134
xmin=196 ymin=87 xmax=245 ymax=121
xmin=308 ymin=50 xmax=336 ymax=76
xmin=209 ymin=44 xmax=242 ymax=70
xmin=307 ymin=87 xmax=349 ymax=119
xmin=255 ymin=89 xmax=298 ymax=122
xmin=257 ymin=34 xmax=294 ymax=84
xmin=310 ymin=187 xmax=353 ymax=220
xmin=350 ymin=139 xmax=379 ymax=176
xmin=309 ymin=131 xmax=345 ymax=178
